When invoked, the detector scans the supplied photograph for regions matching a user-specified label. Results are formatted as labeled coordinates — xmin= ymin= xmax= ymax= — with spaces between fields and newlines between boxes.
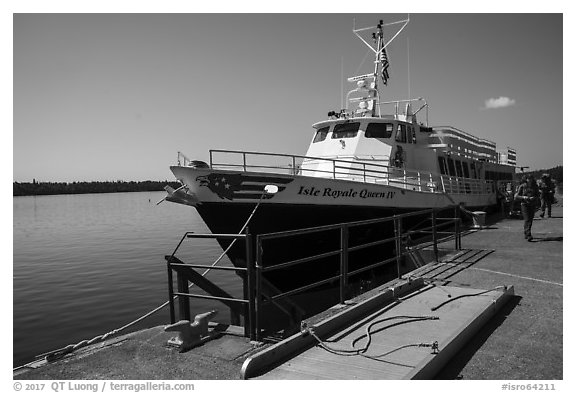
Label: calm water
xmin=13 ymin=192 xmax=242 ymax=367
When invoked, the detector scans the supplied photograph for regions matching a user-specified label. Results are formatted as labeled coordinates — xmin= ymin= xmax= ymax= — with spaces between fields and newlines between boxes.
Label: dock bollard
xmin=164 ymin=310 xmax=218 ymax=352
xmin=472 ymin=211 xmax=486 ymax=228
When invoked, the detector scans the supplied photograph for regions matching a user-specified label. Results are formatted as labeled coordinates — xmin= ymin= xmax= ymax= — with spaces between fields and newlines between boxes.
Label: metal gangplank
xmin=241 ymin=278 xmax=514 ymax=379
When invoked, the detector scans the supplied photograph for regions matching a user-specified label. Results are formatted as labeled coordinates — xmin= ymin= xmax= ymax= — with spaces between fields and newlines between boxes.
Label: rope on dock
xmin=458 ymin=204 xmax=480 ymax=218
xmin=31 ymin=263 xmax=222 ymax=364
xmin=303 ymin=315 xmax=440 ymax=367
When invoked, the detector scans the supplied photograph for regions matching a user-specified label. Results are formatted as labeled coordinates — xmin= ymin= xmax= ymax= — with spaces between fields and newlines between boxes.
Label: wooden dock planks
xmin=247 ymin=283 xmax=514 ymax=379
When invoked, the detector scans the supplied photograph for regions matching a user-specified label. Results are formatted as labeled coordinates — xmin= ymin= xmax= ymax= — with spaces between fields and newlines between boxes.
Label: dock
xmin=15 ymin=208 xmax=563 ymax=380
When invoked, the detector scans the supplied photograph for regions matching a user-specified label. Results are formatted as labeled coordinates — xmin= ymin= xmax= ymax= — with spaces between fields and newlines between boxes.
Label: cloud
xmin=484 ymin=96 xmax=516 ymax=109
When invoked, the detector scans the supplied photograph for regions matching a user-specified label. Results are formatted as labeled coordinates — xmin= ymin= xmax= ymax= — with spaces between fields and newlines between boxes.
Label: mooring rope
xmin=14 ymin=193 xmax=269 ymax=371
xmin=27 ymin=245 xmax=234 ymax=365
xmin=458 ymin=204 xmax=480 ymax=218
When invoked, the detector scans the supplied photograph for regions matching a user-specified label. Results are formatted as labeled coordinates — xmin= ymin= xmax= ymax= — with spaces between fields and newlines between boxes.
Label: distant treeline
xmin=13 ymin=180 xmax=182 ymax=196
xmin=515 ymin=165 xmax=563 ymax=184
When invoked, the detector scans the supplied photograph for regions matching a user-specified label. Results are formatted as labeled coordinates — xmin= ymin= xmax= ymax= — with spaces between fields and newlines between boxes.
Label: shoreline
xmin=13 ymin=180 xmax=181 ymax=197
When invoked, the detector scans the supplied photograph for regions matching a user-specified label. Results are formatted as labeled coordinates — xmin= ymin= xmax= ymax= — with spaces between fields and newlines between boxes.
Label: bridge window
xmin=365 ymin=123 xmax=393 ymax=138
xmin=455 ymin=160 xmax=463 ymax=177
xmin=470 ymin=163 xmax=477 ymax=178
xmin=438 ymin=157 xmax=448 ymax=175
xmin=313 ymin=126 xmax=329 ymax=143
xmin=462 ymin=162 xmax=470 ymax=178
xmin=332 ymin=122 xmax=360 ymax=139
xmin=395 ymin=124 xmax=407 ymax=143
xmin=447 ymin=157 xmax=456 ymax=176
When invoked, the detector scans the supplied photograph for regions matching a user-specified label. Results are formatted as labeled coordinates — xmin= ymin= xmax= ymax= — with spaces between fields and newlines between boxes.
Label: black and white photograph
xmin=9 ymin=4 xmax=568 ymax=388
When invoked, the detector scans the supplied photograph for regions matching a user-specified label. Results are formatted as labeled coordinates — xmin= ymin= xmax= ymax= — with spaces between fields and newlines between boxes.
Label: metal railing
xmin=165 ymin=206 xmax=463 ymax=342
xmin=203 ymin=149 xmax=494 ymax=196
xmin=177 ymin=151 xmax=194 ymax=167
xmin=165 ymin=231 xmax=257 ymax=340
xmin=252 ymin=206 xmax=462 ymax=340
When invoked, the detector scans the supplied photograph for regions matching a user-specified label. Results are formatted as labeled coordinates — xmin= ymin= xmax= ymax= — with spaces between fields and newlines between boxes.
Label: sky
xmin=12 ymin=12 xmax=564 ymax=182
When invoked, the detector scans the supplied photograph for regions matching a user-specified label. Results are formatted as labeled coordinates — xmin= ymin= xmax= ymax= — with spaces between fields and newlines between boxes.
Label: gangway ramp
xmin=241 ymin=278 xmax=514 ymax=379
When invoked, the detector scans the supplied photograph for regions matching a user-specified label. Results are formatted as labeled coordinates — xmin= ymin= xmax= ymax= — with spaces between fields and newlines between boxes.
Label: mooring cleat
xmin=165 ymin=310 xmax=218 ymax=352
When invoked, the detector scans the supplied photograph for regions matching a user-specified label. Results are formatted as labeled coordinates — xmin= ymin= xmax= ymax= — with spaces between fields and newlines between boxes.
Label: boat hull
xmin=195 ymin=201 xmax=426 ymax=288
xmin=168 ymin=166 xmax=496 ymax=291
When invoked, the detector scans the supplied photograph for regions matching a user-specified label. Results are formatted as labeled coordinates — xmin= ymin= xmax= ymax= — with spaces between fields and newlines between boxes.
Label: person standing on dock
xmin=515 ymin=174 xmax=539 ymax=241
xmin=538 ymin=173 xmax=555 ymax=218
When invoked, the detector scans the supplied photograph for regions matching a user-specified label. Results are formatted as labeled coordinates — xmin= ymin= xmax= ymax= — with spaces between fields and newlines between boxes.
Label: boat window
xmin=313 ymin=126 xmax=329 ymax=143
xmin=409 ymin=126 xmax=417 ymax=143
xmin=395 ymin=124 xmax=407 ymax=143
xmin=365 ymin=123 xmax=393 ymax=138
xmin=462 ymin=162 xmax=470 ymax=178
xmin=447 ymin=157 xmax=456 ymax=176
xmin=332 ymin=122 xmax=360 ymax=139
xmin=455 ymin=160 xmax=463 ymax=177
xmin=470 ymin=163 xmax=477 ymax=178
xmin=438 ymin=157 xmax=448 ymax=175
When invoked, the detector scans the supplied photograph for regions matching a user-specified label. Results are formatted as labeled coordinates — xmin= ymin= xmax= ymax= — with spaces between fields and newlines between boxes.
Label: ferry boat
xmin=164 ymin=17 xmax=516 ymax=291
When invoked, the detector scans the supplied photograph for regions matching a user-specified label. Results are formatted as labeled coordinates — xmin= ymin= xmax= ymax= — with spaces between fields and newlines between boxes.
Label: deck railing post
xmin=339 ymin=225 xmax=349 ymax=304
xmin=417 ymin=172 xmax=421 ymax=191
xmin=363 ymin=163 xmax=366 ymax=182
xmin=394 ymin=216 xmax=403 ymax=279
xmin=243 ymin=152 xmax=247 ymax=172
xmin=167 ymin=258 xmax=176 ymax=324
xmin=454 ymin=205 xmax=461 ymax=250
xmin=455 ymin=219 xmax=460 ymax=250
xmin=457 ymin=217 xmax=462 ymax=250
xmin=403 ymin=170 xmax=407 ymax=189
xmin=432 ymin=210 xmax=438 ymax=262
xmin=255 ymin=235 xmax=263 ymax=341
xmin=177 ymin=269 xmax=191 ymax=322
xmin=209 ymin=150 xmax=213 ymax=168
xmin=292 ymin=156 xmax=297 ymax=175
xmin=245 ymin=229 xmax=256 ymax=340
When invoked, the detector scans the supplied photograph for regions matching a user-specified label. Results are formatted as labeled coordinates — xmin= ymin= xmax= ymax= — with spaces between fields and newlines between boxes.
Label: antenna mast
xmin=349 ymin=16 xmax=410 ymax=117
xmin=407 ymin=37 xmax=411 ymax=101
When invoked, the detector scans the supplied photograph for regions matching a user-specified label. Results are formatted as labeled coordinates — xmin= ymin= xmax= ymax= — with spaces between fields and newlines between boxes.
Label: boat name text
xmin=297 ymin=186 xmax=395 ymax=199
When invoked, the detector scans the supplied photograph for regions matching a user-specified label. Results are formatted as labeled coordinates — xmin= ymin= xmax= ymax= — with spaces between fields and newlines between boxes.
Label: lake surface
xmin=13 ymin=192 xmax=242 ymax=367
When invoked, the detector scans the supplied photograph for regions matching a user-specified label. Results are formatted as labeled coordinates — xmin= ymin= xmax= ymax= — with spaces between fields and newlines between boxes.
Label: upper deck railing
xmin=195 ymin=149 xmax=494 ymax=196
